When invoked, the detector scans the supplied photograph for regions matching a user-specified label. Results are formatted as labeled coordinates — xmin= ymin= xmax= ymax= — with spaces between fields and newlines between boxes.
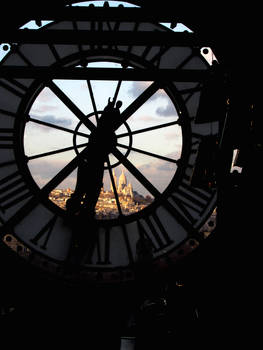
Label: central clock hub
xmin=73 ymin=111 xmax=133 ymax=169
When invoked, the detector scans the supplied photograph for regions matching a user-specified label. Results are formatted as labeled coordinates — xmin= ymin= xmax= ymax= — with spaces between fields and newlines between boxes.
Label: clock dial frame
xmin=0 ymin=5 xmax=219 ymax=283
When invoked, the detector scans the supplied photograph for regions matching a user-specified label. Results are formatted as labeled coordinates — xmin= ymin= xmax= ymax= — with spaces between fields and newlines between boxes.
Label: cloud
xmin=28 ymin=158 xmax=77 ymax=189
xmin=156 ymin=100 xmax=178 ymax=117
xmin=128 ymin=81 xmax=151 ymax=97
xmin=136 ymin=152 xmax=181 ymax=193
xmin=138 ymin=151 xmax=180 ymax=172
xmin=128 ymin=81 xmax=164 ymax=101
xmin=157 ymin=162 xmax=177 ymax=172
xmin=41 ymin=114 xmax=72 ymax=127
xmin=128 ymin=82 xmax=178 ymax=118
xmin=30 ymin=87 xmax=59 ymax=114
xmin=128 ymin=113 xmax=159 ymax=124
xmin=29 ymin=114 xmax=73 ymax=131
xmin=31 ymin=104 xmax=58 ymax=114
xmin=36 ymin=87 xmax=56 ymax=103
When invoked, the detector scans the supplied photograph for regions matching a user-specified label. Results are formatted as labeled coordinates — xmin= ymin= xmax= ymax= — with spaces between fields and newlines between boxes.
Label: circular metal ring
xmin=73 ymin=110 xmax=133 ymax=170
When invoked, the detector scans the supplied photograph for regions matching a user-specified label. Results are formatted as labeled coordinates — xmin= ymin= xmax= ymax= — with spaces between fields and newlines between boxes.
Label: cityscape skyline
xmin=49 ymin=169 xmax=153 ymax=219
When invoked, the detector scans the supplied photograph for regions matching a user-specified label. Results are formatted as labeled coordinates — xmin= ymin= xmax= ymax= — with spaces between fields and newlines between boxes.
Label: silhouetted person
xmin=65 ymin=99 xmax=122 ymax=265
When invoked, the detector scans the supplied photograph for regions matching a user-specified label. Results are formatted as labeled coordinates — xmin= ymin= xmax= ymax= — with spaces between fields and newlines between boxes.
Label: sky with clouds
xmin=0 ymin=0 xmax=193 ymax=200
xmin=24 ymin=77 xmax=182 ymax=197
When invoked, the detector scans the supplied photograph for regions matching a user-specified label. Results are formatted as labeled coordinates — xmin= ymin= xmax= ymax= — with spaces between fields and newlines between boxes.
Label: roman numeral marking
xmin=139 ymin=41 xmax=171 ymax=68
xmin=0 ymin=128 xmax=15 ymax=149
xmin=121 ymin=224 xmax=134 ymax=264
xmin=84 ymin=227 xmax=111 ymax=265
xmin=30 ymin=215 xmax=57 ymax=250
xmin=149 ymin=46 xmax=170 ymax=68
xmin=0 ymin=108 xmax=16 ymax=118
xmin=72 ymin=20 xmax=85 ymax=61
xmin=15 ymin=46 xmax=33 ymax=66
xmin=0 ymin=159 xmax=16 ymax=169
xmin=48 ymin=44 xmax=61 ymax=62
xmin=190 ymin=134 xmax=202 ymax=159
xmin=168 ymin=183 xmax=211 ymax=226
xmin=0 ymin=79 xmax=25 ymax=98
xmin=141 ymin=45 xmax=152 ymax=60
xmin=137 ymin=213 xmax=172 ymax=253
xmin=105 ymin=21 xmax=120 ymax=50
xmin=183 ymin=136 xmax=202 ymax=183
xmin=127 ymin=22 xmax=139 ymax=54
xmin=0 ymin=171 xmax=31 ymax=213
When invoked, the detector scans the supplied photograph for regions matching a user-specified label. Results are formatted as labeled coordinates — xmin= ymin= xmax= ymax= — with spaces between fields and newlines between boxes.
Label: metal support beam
xmin=0 ymin=66 xmax=209 ymax=82
xmin=0 ymin=30 xmax=207 ymax=47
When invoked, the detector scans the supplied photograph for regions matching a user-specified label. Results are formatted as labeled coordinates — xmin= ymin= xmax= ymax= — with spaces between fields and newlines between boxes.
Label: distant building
xmin=49 ymin=170 xmax=152 ymax=218
xmin=110 ymin=169 xmax=133 ymax=198
xmin=111 ymin=169 xmax=134 ymax=199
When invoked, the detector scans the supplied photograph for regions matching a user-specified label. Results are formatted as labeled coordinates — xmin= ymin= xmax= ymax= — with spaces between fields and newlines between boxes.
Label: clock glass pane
xmin=23 ymin=61 xmax=183 ymax=220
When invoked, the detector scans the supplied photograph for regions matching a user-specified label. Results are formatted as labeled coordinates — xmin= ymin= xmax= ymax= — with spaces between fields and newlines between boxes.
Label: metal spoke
xmin=112 ymin=148 xmax=161 ymax=199
xmin=34 ymin=144 xmax=93 ymax=197
xmin=112 ymin=79 xmax=122 ymax=105
xmin=117 ymin=120 xmax=180 ymax=138
xmin=112 ymin=64 xmax=130 ymax=106
xmin=27 ymin=142 xmax=88 ymax=160
xmin=47 ymin=81 xmax=96 ymax=132
xmin=87 ymin=80 xmax=99 ymax=123
xmin=115 ymin=81 xmax=160 ymax=130
xmin=117 ymin=143 xmax=179 ymax=164
xmin=28 ymin=116 xmax=90 ymax=138
xmin=0 ymin=146 xmax=92 ymax=232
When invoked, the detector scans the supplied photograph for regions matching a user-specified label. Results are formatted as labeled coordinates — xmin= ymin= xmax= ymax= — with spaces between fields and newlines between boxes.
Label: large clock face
xmin=0 ymin=1 xmax=218 ymax=283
